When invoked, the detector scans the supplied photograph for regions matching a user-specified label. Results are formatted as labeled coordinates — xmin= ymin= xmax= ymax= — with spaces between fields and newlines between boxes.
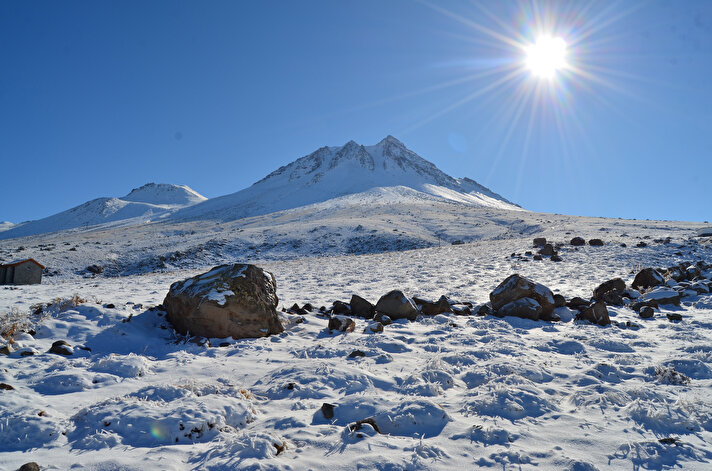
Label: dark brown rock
xmin=350 ymin=295 xmax=375 ymax=319
xmin=490 ymin=274 xmax=555 ymax=320
xmin=321 ymin=403 xmax=335 ymax=420
xmin=588 ymin=239 xmax=604 ymax=247
xmin=375 ymin=290 xmax=419 ymax=321
xmin=551 ymin=254 xmax=563 ymax=262
xmin=163 ymin=264 xmax=284 ymax=340
xmin=538 ymin=244 xmax=555 ymax=256
xmin=570 ymin=237 xmax=585 ymax=246
xmin=0 ymin=382 xmax=14 ymax=391
xmin=533 ymin=237 xmax=547 ymax=247
xmin=593 ymin=278 xmax=626 ymax=301
xmin=328 ymin=315 xmax=355 ymax=333
xmin=567 ymin=297 xmax=590 ymax=309
xmin=331 ymin=301 xmax=351 ymax=315
xmin=639 ymin=306 xmax=655 ymax=318
xmin=414 ymin=295 xmax=452 ymax=315
xmin=632 ymin=268 xmax=665 ymax=291
xmin=578 ymin=301 xmax=611 ymax=326
xmin=496 ymin=297 xmax=542 ymax=320
xmin=49 ymin=340 xmax=72 ymax=356
xmin=348 ymin=349 xmax=366 ymax=358
xmin=553 ymin=294 xmax=566 ymax=308
xmin=19 ymin=463 xmax=40 ymax=471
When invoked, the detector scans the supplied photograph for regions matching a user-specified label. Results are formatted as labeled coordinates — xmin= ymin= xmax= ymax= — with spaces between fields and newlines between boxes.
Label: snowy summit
xmin=172 ymin=136 xmax=519 ymax=222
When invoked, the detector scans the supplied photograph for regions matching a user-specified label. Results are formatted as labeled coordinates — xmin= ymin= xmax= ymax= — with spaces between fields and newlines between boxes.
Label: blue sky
xmin=1 ymin=0 xmax=711 ymax=223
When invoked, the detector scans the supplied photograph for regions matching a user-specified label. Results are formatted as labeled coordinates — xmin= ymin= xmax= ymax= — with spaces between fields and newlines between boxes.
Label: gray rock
xmin=588 ymin=239 xmax=604 ymax=246
xmin=163 ymin=264 xmax=284 ymax=339
xmin=375 ymin=290 xmax=419 ymax=321
xmin=553 ymin=294 xmax=567 ymax=308
xmin=533 ymin=237 xmax=547 ymax=247
xmin=593 ymin=278 xmax=626 ymax=301
xmin=570 ymin=237 xmax=585 ymax=246
xmin=49 ymin=340 xmax=72 ymax=356
xmin=328 ymin=315 xmax=355 ymax=333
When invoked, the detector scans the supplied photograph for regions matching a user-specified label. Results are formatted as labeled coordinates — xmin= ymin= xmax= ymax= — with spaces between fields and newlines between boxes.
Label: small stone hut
xmin=0 ymin=259 xmax=44 ymax=285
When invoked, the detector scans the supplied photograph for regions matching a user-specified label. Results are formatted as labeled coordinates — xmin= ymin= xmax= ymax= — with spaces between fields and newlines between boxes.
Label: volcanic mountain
xmin=172 ymin=136 xmax=519 ymax=222
xmin=0 ymin=183 xmax=206 ymax=240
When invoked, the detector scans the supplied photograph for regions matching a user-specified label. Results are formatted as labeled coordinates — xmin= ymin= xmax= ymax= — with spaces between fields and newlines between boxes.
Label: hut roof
xmin=1 ymin=258 xmax=45 ymax=269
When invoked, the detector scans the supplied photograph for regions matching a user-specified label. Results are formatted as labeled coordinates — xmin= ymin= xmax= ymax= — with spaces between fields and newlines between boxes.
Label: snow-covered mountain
xmin=0 ymin=221 xmax=14 ymax=233
xmin=172 ymin=136 xmax=520 ymax=222
xmin=0 ymin=183 xmax=206 ymax=240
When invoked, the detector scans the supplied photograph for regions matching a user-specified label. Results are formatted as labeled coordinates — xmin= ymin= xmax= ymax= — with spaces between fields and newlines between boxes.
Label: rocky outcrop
xmin=163 ymin=264 xmax=284 ymax=339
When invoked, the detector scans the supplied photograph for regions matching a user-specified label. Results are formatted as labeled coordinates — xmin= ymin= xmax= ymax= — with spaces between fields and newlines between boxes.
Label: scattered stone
xmin=636 ymin=242 xmax=648 ymax=248
xmin=570 ymin=237 xmax=585 ymax=246
xmin=538 ymin=244 xmax=555 ymax=256
xmin=328 ymin=315 xmax=356 ymax=333
xmin=288 ymin=303 xmax=308 ymax=315
xmin=553 ymin=294 xmax=566 ymax=308
xmin=350 ymin=295 xmax=375 ymax=319
xmin=0 ymin=344 xmax=13 ymax=355
xmin=639 ymin=306 xmax=655 ymax=318
xmin=348 ymin=350 xmax=366 ymax=358
xmin=642 ymin=287 xmax=681 ymax=307
xmin=302 ymin=303 xmax=314 ymax=312
xmin=658 ymin=437 xmax=679 ymax=445
xmin=104 ymin=303 xmax=115 ymax=309
xmin=533 ymin=237 xmax=547 ymax=247
xmin=331 ymin=301 xmax=351 ymax=315
xmin=473 ymin=303 xmax=494 ymax=316
xmin=666 ymin=313 xmax=683 ymax=322
xmin=375 ymin=290 xmax=419 ymax=321
xmin=588 ymin=239 xmax=604 ymax=246
xmin=632 ymin=268 xmax=665 ymax=291
xmin=0 ymin=382 xmax=14 ymax=391
xmin=86 ymin=264 xmax=103 ymax=274
xmin=163 ymin=264 xmax=284 ymax=339
xmin=414 ymin=295 xmax=452 ymax=315
xmin=373 ymin=312 xmax=392 ymax=325
xmin=490 ymin=274 xmax=555 ymax=321
xmin=348 ymin=417 xmax=381 ymax=434
xmin=321 ymin=403 xmax=335 ymax=420
xmin=363 ymin=321 xmax=384 ymax=333
xmin=49 ymin=340 xmax=72 ymax=356
xmin=578 ymin=301 xmax=611 ymax=326
xmin=593 ymin=278 xmax=626 ymax=301
xmin=533 ymin=254 xmax=543 ymax=261
xmin=551 ymin=254 xmax=563 ymax=262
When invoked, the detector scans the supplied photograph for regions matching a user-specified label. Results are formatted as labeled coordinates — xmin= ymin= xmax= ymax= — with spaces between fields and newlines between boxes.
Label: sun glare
xmin=526 ymin=36 xmax=567 ymax=79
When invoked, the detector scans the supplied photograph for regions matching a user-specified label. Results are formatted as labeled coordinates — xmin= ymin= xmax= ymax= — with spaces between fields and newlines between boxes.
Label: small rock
xmin=588 ymin=239 xmax=604 ymax=246
xmin=373 ymin=312 xmax=392 ymax=325
xmin=0 ymin=382 xmax=14 ymax=391
xmin=331 ymin=301 xmax=351 ymax=315
xmin=302 ymin=303 xmax=314 ymax=312
xmin=414 ymin=295 xmax=452 ymax=315
xmin=578 ymin=301 xmax=611 ymax=326
xmin=636 ymin=242 xmax=648 ymax=248
xmin=86 ymin=264 xmax=103 ymax=274
xmin=0 ymin=344 xmax=13 ymax=355
xmin=551 ymin=254 xmax=563 ymax=262
xmin=593 ymin=278 xmax=626 ymax=301
xmin=639 ymin=306 xmax=655 ymax=318
xmin=570 ymin=237 xmax=585 ymax=246
xmin=533 ymin=237 xmax=547 ymax=247
xmin=104 ymin=303 xmax=115 ymax=309
xmin=538 ymin=244 xmax=555 ymax=256
xmin=632 ymin=268 xmax=665 ymax=291
xmin=553 ymin=294 xmax=566 ymax=308
xmin=18 ymin=463 xmax=40 ymax=471
xmin=348 ymin=350 xmax=366 ymax=358
xmin=473 ymin=303 xmax=494 ymax=316
xmin=49 ymin=340 xmax=72 ymax=356
xmin=666 ymin=313 xmax=683 ymax=322
xmin=363 ymin=321 xmax=384 ymax=334
xmin=289 ymin=303 xmax=308 ymax=315
xmin=533 ymin=254 xmax=543 ymax=261
xmin=328 ymin=315 xmax=355 ymax=333
xmin=348 ymin=417 xmax=381 ymax=434
xmin=321 ymin=403 xmax=335 ymax=420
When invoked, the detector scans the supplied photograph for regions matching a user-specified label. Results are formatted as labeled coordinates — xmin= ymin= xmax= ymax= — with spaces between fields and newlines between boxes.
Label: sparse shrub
xmin=655 ymin=366 xmax=691 ymax=386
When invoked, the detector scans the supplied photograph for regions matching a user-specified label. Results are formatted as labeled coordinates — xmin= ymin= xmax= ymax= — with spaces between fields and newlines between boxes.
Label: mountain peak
xmin=379 ymin=135 xmax=403 ymax=146
xmin=122 ymin=183 xmax=207 ymax=206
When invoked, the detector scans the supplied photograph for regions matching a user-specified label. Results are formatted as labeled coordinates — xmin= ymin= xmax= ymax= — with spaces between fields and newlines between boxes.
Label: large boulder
xmin=163 ymin=264 xmax=284 ymax=339
xmin=593 ymin=278 xmax=626 ymax=301
xmin=375 ymin=290 xmax=419 ymax=321
xmin=489 ymin=274 xmax=555 ymax=320
xmin=496 ymin=297 xmax=542 ymax=320
xmin=632 ymin=268 xmax=665 ymax=291
xmin=413 ymin=295 xmax=452 ymax=315
xmin=350 ymin=295 xmax=375 ymax=319
xmin=641 ymin=287 xmax=681 ymax=307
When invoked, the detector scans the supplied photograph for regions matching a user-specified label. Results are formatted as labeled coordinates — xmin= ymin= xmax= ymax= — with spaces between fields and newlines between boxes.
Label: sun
xmin=525 ymin=36 xmax=568 ymax=79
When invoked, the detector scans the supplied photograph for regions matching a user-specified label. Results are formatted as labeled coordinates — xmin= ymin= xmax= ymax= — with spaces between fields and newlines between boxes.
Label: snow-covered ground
xmin=1 ymin=208 xmax=712 ymax=470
